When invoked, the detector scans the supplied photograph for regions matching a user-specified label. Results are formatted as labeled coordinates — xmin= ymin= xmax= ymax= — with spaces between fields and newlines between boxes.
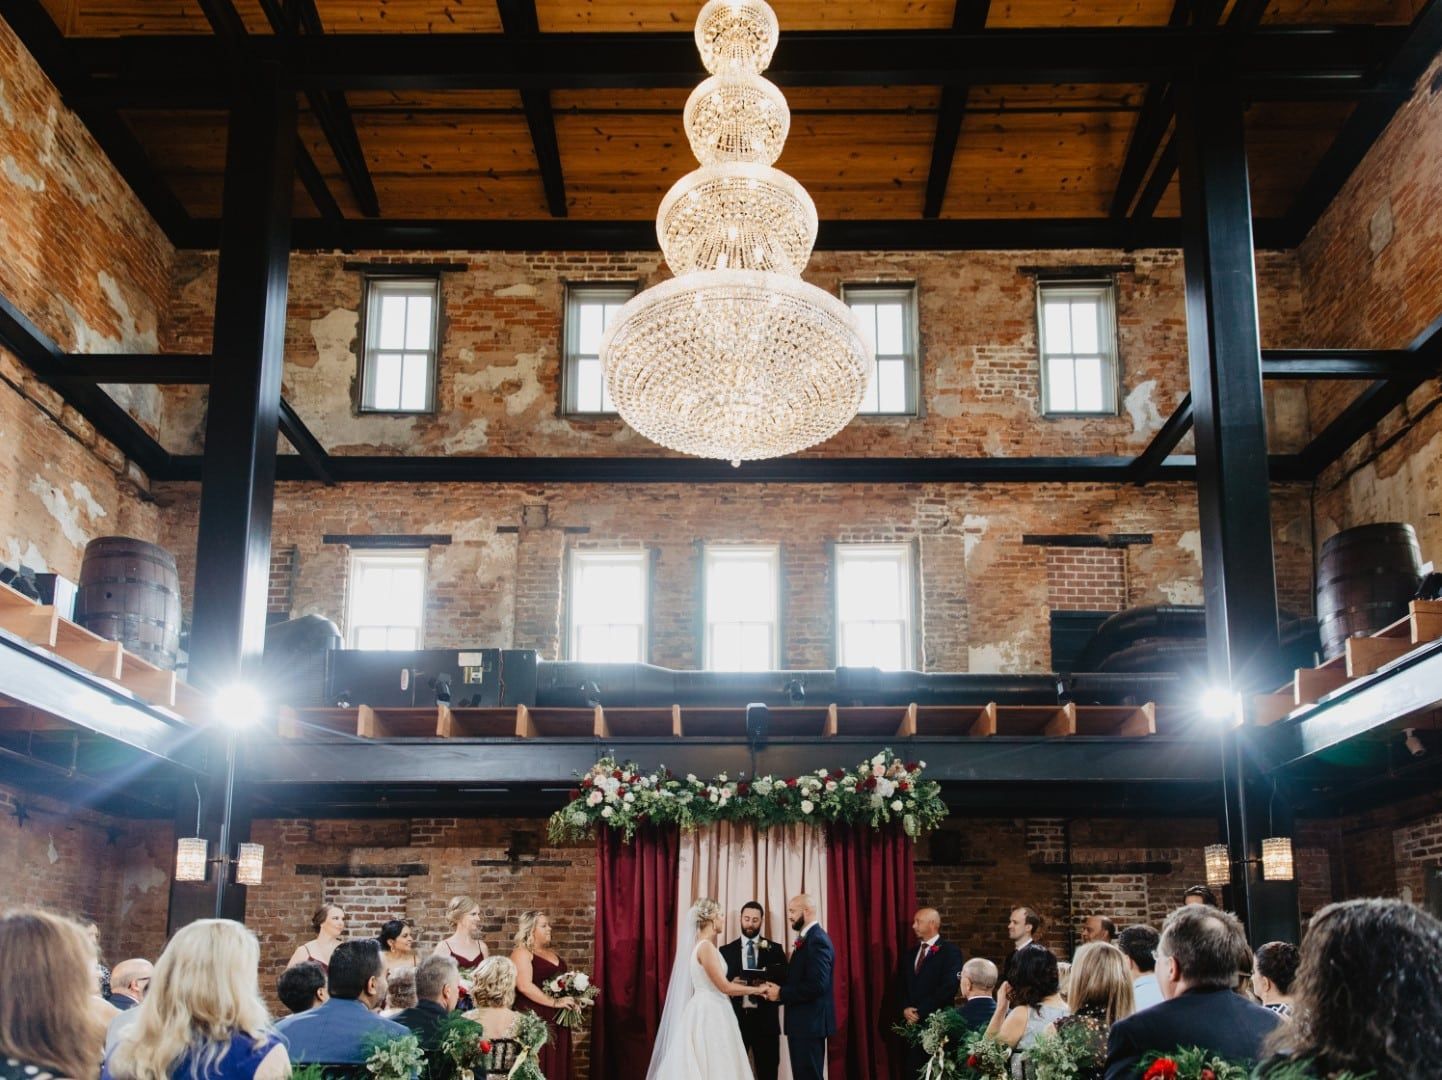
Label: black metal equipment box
xmin=325 ymin=648 xmax=538 ymax=708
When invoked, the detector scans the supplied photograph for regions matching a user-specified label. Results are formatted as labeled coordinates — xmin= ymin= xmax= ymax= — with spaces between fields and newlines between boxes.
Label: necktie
xmin=914 ymin=944 xmax=927 ymax=974
xmin=746 ymin=939 xmax=756 ymax=969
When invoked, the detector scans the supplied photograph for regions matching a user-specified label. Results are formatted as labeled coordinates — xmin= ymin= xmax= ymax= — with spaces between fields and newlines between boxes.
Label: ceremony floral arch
xmin=550 ymin=751 xmax=949 ymax=1080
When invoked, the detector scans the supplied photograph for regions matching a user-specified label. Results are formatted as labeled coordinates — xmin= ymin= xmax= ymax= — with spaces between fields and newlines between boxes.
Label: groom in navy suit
xmin=761 ymin=893 xmax=835 ymax=1080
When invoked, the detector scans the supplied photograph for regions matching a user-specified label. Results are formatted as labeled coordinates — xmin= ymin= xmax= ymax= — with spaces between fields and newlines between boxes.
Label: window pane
xmin=1048 ymin=356 xmax=1076 ymax=412
xmin=373 ymin=352 xmax=403 ymax=410
xmin=391 ymin=568 xmax=425 ymax=623
xmin=850 ymin=303 xmax=876 ymax=349
xmin=840 ymin=557 xmax=903 ymax=620
xmin=843 ymin=621 xmax=905 ymax=670
xmin=576 ymin=561 xmax=644 ymax=623
xmin=877 ymin=359 xmax=907 ymax=413
xmin=739 ymin=623 xmax=772 ymax=671
xmin=1043 ymin=300 xmax=1072 ymax=355
xmin=404 ymin=294 xmax=434 ymax=350
xmin=708 ymin=558 xmax=775 ymax=621
xmin=378 ymin=294 xmax=407 ymax=350
xmin=875 ymin=303 xmax=905 ymax=356
xmin=387 ymin=626 xmax=418 ymax=650
xmin=601 ymin=379 xmax=616 ymax=413
xmin=578 ymin=623 xmax=642 ymax=663
xmin=1070 ymin=300 xmax=1099 ymax=354
xmin=1074 ymin=356 xmax=1105 ymax=412
xmin=859 ymin=366 xmax=880 ymax=413
xmin=353 ymin=566 xmax=393 ymax=625
xmin=575 ymin=357 xmax=604 ymax=413
xmin=577 ymin=302 xmax=605 ymax=356
xmin=400 ymin=355 xmax=429 ymax=411
xmin=355 ymin=626 xmax=387 ymax=650
xmin=603 ymin=302 xmax=627 ymax=327
xmin=710 ymin=624 xmax=742 ymax=671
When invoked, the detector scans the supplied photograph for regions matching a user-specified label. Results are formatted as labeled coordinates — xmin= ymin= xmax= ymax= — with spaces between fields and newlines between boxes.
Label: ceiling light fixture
xmin=600 ymin=0 xmax=872 ymax=466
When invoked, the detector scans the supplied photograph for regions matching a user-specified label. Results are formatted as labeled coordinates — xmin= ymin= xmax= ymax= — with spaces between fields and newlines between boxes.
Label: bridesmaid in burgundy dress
xmin=512 ymin=910 xmax=579 ymax=1080
xmin=433 ymin=895 xmax=490 ymax=1010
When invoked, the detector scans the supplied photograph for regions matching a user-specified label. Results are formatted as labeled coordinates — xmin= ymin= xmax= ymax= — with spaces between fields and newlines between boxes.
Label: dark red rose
xmin=786 ymin=778 xmax=798 ymax=788
xmin=738 ymin=782 xmax=751 ymax=795
xmin=1200 ymin=1070 xmax=1217 ymax=1080
xmin=569 ymin=789 xmax=581 ymax=800
xmin=581 ymin=777 xmax=593 ymax=788
xmin=1142 ymin=1061 xmax=1178 ymax=1080
xmin=966 ymin=1055 xmax=978 ymax=1068
xmin=479 ymin=1039 xmax=493 ymax=1053
xmin=905 ymin=761 xmax=920 ymax=771
xmin=863 ymin=777 xmax=877 ymax=791
xmin=899 ymin=781 xmax=910 ymax=792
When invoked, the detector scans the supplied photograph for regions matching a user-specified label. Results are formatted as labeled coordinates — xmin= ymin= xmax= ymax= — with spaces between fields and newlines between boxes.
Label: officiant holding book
xmin=720 ymin=901 xmax=790 ymax=1080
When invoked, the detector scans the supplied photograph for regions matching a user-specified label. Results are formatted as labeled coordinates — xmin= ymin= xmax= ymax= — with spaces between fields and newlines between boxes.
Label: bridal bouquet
xmin=549 ymin=748 xmax=947 ymax=842
xmin=542 ymin=969 xmax=598 ymax=1028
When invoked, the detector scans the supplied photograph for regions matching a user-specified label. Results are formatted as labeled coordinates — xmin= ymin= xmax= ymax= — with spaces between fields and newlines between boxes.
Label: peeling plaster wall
xmin=1301 ymin=52 xmax=1442 ymax=565
xmin=0 ymin=20 xmax=171 ymax=574
xmin=160 ymin=247 xmax=1312 ymax=458
xmin=155 ymin=480 xmax=1313 ymax=671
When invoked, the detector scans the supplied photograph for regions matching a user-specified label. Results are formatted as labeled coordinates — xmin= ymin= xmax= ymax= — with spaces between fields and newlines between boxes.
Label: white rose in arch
xmin=891 ymin=800 xmax=904 ymax=812
xmin=871 ymin=752 xmax=887 ymax=766
xmin=825 ymin=781 xmax=838 ymax=792
xmin=623 ymin=792 xmax=636 ymax=804
xmin=800 ymin=799 xmax=815 ymax=814
xmin=601 ymin=807 xmax=614 ymax=818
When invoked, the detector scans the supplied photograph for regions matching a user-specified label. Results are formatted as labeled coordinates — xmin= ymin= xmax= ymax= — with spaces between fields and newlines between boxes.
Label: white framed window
xmin=346 ymin=549 xmax=427 ymax=650
xmin=1037 ymin=280 xmax=1119 ymax=415
xmin=568 ymin=549 xmax=649 ymax=662
xmin=564 ymin=283 xmax=637 ymax=415
xmin=360 ymin=278 xmax=441 ymax=413
xmin=835 ymin=543 xmax=914 ymax=670
xmin=704 ymin=545 xmax=780 ymax=671
xmin=842 ymin=284 xmax=920 ymax=415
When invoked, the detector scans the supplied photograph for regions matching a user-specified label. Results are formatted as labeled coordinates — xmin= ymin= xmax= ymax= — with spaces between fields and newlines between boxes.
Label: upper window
xmin=704 ymin=545 xmax=780 ymax=671
xmin=360 ymin=278 xmax=440 ymax=413
xmin=835 ymin=543 xmax=914 ymax=670
xmin=842 ymin=284 xmax=920 ymax=415
xmin=568 ymin=549 xmax=649 ymax=663
xmin=1037 ymin=281 xmax=1119 ymax=415
xmin=564 ymin=284 xmax=637 ymax=415
xmin=346 ymin=549 xmax=427 ymax=650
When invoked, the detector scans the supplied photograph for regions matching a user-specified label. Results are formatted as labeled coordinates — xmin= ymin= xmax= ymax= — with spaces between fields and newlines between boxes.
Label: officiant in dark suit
xmin=897 ymin=908 xmax=964 ymax=1079
xmin=721 ymin=901 xmax=790 ymax=1080
xmin=762 ymin=893 xmax=835 ymax=1080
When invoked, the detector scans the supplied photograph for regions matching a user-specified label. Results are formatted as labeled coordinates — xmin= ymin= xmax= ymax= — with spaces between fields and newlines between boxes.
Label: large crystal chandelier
xmin=600 ymin=0 xmax=872 ymax=465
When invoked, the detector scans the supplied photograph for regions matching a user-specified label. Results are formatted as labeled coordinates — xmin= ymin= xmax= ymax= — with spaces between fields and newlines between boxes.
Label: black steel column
xmin=172 ymin=73 xmax=294 ymax=929
xmin=1176 ymin=79 xmax=1297 ymax=942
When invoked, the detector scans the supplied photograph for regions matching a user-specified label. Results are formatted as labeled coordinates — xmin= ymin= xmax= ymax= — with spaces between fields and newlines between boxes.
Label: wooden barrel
xmin=1316 ymin=522 xmax=1423 ymax=660
xmin=74 ymin=537 xmax=182 ymax=671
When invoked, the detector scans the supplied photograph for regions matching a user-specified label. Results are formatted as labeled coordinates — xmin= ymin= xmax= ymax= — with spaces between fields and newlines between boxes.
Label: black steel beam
xmin=921 ymin=0 xmax=991 ymax=219
xmin=277 ymin=398 xmax=335 ymax=486
xmin=1132 ymin=134 xmax=1179 ymax=221
xmin=1283 ymin=0 xmax=1442 ymax=244
xmin=293 ymin=140 xmax=345 ymax=226
xmin=496 ymin=0 xmax=568 ymax=218
xmin=1108 ymin=0 xmax=1190 ymax=220
xmin=188 ymin=77 xmax=296 ymax=692
xmin=1131 ymin=393 xmax=1193 ymax=484
xmin=1259 ymin=348 xmax=1422 ymax=379
xmin=174 ymin=215 xmax=1298 ymax=253
xmin=50 ymin=354 xmax=213 ymax=384
xmin=69 ymin=26 xmax=1405 ymax=92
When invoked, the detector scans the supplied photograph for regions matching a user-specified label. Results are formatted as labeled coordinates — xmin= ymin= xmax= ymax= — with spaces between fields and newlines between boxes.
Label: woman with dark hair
xmin=985 ymin=943 xmax=1070 ymax=1078
xmin=1252 ymin=941 xmax=1300 ymax=1017
xmin=285 ymin=904 xmax=346 ymax=973
xmin=1183 ymin=885 xmax=1219 ymax=907
xmin=378 ymin=919 xmax=417 ymax=976
xmin=1259 ymin=899 xmax=1442 ymax=1080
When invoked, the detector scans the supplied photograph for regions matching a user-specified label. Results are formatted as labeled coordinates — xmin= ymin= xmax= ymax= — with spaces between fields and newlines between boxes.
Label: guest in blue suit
xmin=275 ymin=938 xmax=411 ymax=1066
xmin=761 ymin=894 xmax=836 ymax=1080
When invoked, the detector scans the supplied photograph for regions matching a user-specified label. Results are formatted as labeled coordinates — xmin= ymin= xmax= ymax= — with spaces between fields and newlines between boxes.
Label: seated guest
xmin=278 ymin=961 xmax=330 ymax=1015
xmin=383 ymin=965 xmax=418 ymax=1017
xmin=275 ymin=938 xmax=409 ymax=1064
xmin=1057 ymin=961 xmax=1073 ymax=1001
xmin=1257 ymin=899 xmax=1442 ymax=1080
xmin=1117 ymin=926 xmax=1163 ymax=1012
xmin=1182 ymin=885 xmax=1218 ymax=908
xmin=0 ymin=908 xmax=105 ymax=1080
xmin=1044 ymin=942 xmax=1134 ymax=1080
xmin=105 ymin=958 xmax=152 ymax=1011
xmin=464 ymin=957 xmax=531 ymax=1077
xmin=394 ymin=956 xmax=462 ymax=1062
xmin=954 ymin=958 xmax=999 ymax=1029
xmin=1251 ymin=941 xmax=1299 ymax=1017
xmin=985 ymin=944 xmax=1070 ymax=1078
xmin=1104 ymin=906 xmax=1281 ymax=1080
xmin=103 ymin=919 xmax=289 ymax=1080
xmin=1080 ymin=916 xmax=1117 ymax=945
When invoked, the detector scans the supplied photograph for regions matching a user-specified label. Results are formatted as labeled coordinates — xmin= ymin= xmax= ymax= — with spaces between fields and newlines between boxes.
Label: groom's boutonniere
xmin=793 ymin=936 xmax=805 ymax=950
xmin=758 ymin=940 xmax=769 ymax=951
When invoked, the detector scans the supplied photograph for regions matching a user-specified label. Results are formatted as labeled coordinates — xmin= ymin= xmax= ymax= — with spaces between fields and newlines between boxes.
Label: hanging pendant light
xmin=1204 ymin=843 xmax=1231 ymax=889
xmin=175 ymin=836 xmax=209 ymax=882
xmin=1261 ymin=836 xmax=1294 ymax=882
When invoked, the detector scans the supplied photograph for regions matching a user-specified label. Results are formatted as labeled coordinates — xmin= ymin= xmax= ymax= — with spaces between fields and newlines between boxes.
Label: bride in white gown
xmin=646 ymin=898 xmax=766 ymax=1080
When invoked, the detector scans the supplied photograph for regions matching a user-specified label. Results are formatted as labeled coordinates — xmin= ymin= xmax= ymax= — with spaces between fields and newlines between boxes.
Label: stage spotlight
xmin=1404 ymin=728 xmax=1427 ymax=758
xmin=212 ymin=682 xmax=266 ymax=728
xmin=1199 ymin=686 xmax=1240 ymax=723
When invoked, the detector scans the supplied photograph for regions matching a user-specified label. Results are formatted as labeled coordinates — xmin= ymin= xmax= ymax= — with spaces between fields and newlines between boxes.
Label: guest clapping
xmin=512 ymin=910 xmax=576 ymax=1080
xmin=898 ymin=907 xmax=963 ymax=1079
xmin=0 ymin=908 xmax=105 ymax=1080
xmin=379 ymin=919 xmax=418 ymax=976
xmin=103 ymin=919 xmax=289 ymax=1080
xmin=1257 ymin=899 xmax=1442 ymax=1080
xmin=1251 ymin=941 xmax=1300 ymax=1017
xmin=984 ymin=943 xmax=1070 ymax=1078
xmin=286 ymin=904 xmax=345 ymax=972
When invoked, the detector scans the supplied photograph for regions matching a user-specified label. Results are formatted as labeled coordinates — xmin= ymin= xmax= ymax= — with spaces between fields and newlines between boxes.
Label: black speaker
xmin=745 ymin=702 xmax=769 ymax=751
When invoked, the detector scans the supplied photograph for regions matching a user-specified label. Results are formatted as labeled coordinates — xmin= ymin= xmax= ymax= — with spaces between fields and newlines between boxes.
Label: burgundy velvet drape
xmin=592 ymin=825 xmax=680 ymax=1080
xmin=826 ymin=825 xmax=918 ymax=1080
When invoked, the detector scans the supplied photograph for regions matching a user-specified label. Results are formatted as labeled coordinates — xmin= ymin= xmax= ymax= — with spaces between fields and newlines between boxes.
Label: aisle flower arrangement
xmin=362 ymin=1033 xmax=426 ymax=1080
xmin=893 ymin=1012 xmax=1011 ymax=1080
xmin=548 ymin=749 xmax=947 ymax=842
xmin=1139 ymin=1049 xmax=1250 ymax=1080
xmin=1027 ymin=1015 xmax=1107 ymax=1079
xmin=438 ymin=1012 xmax=549 ymax=1080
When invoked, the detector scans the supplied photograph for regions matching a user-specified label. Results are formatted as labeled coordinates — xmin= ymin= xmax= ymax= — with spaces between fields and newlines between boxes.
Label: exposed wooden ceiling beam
xmin=921 ymin=0 xmax=991 ymax=219
xmin=496 ymin=0 xmax=568 ymax=219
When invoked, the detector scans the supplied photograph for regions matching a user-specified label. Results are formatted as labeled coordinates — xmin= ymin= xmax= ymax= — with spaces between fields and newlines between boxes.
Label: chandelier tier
xmin=600 ymin=0 xmax=871 ymax=465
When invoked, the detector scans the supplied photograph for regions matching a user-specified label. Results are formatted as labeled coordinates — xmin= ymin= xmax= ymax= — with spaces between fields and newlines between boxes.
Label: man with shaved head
xmin=759 ymin=893 xmax=834 ymax=1080
xmin=897 ymin=907 xmax=963 ymax=1078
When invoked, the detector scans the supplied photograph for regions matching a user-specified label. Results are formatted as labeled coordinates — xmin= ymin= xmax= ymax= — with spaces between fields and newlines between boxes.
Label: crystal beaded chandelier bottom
xmin=602 ymin=271 xmax=871 ymax=464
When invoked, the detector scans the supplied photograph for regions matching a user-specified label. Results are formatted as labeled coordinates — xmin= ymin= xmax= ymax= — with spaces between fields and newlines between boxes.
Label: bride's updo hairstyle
xmin=693 ymin=898 xmax=722 ymax=931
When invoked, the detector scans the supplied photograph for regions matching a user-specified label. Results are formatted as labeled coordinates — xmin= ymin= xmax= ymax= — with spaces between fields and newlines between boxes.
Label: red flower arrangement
xmin=478 ymin=1039 xmax=493 ymax=1054
xmin=1143 ymin=1061 xmax=1178 ymax=1080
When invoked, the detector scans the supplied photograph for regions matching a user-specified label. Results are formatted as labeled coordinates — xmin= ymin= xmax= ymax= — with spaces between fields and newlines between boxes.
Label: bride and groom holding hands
xmin=646 ymin=894 xmax=836 ymax=1080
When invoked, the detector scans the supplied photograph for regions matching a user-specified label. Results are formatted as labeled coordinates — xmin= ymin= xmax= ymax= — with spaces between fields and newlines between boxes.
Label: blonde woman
xmin=1042 ymin=942 xmax=1135 ymax=1080
xmin=285 ymin=904 xmax=345 ymax=973
xmin=432 ymin=896 xmax=490 ymax=1010
xmin=103 ymin=919 xmax=289 ymax=1080
xmin=0 ymin=909 xmax=105 ymax=1080
xmin=462 ymin=957 xmax=537 ymax=1077
xmin=511 ymin=911 xmax=577 ymax=1080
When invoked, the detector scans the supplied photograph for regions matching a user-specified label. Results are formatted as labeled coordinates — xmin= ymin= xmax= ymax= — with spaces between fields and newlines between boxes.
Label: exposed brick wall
xmin=0 ymin=783 xmax=173 ymax=967
xmin=244 ymin=816 xmax=595 ymax=1075
xmin=1046 ymin=547 xmax=1127 ymax=612
xmin=268 ymin=544 xmax=299 ymax=616
xmin=1301 ymin=51 xmax=1442 ymax=568
xmin=154 ymin=479 xmax=1315 ymax=671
